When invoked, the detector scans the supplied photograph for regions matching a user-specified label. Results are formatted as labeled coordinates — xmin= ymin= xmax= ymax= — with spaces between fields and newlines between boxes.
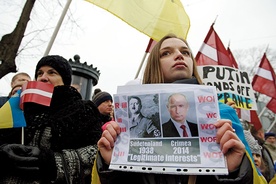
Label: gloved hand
xmin=0 ymin=144 xmax=57 ymax=180
xmin=0 ymin=144 xmax=40 ymax=172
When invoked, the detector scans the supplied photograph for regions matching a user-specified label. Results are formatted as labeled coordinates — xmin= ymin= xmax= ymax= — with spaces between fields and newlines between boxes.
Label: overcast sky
xmin=0 ymin=0 xmax=275 ymax=96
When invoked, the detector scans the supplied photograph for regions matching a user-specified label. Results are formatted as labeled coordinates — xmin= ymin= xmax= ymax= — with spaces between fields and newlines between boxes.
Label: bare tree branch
xmin=0 ymin=0 xmax=36 ymax=78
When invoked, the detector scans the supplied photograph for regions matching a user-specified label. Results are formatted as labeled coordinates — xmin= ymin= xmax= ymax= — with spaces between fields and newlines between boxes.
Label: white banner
xmin=109 ymin=84 xmax=228 ymax=175
xmin=197 ymin=65 xmax=257 ymax=110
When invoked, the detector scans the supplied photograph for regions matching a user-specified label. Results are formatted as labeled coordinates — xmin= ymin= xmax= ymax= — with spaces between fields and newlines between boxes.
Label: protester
xmin=93 ymin=34 xmax=259 ymax=184
xmin=10 ymin=72 xmax=31 ymax=87
xmin=265 ymin=132 xmax=276 ymax=145
xmin=265 ymin=132 xmax=276 ymax=162
xmin=250 ymin=127 xmax=265 ymax=142
xmin=244 ymin=130 xmax=270 ymax=182
xmin=251 ymin=126 xmax=276 ymax=181
xmin=244 ymin=130 xmax=262 ymax=167
xmin=163 ymin=93 xmax=198 ymax=137
xmin=0 ymin=55 xmax=102 ymax=183
xmin=0 ymin=72 xmax=31 ymax=107
xmin=93 ymin=88 xmax=102 ymax=98
xmin=92 ymin=91 xmax=114 ymax=124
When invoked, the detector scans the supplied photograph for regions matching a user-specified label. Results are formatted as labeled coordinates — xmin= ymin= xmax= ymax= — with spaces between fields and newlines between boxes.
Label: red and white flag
xmin=20 ymin=81 xmax=54 ymax=109
xmin=227 ymin=47 xmax=239 ymax=69
xmin=237 ymin=109 xmax=262 ymax=130
xmin=252 ymin=53 xmax=276 ymax=98
xmin=195 ymin=23 xmax=236 ymax=68
xmin=266 ymin=98 xmax=276 ymax=114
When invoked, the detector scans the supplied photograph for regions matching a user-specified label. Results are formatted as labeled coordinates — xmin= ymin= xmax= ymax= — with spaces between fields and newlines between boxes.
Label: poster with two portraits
xmin=110 ymin=83 xmax=229 ymax=175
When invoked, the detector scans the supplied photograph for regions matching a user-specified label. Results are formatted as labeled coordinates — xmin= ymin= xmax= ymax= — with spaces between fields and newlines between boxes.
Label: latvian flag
xmin=20 ymin=81 xmax=54 ymax=109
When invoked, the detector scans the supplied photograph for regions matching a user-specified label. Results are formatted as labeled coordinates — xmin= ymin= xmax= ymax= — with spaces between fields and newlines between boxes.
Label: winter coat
xmin=0 ymin=86 xmax=102 ymax=184
xmin=99 ymin=113 xmax=112 ymax=125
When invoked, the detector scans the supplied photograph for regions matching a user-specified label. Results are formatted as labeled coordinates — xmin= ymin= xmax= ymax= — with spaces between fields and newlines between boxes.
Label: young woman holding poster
xmin=93 ymin=34 xmax=266 ymax=184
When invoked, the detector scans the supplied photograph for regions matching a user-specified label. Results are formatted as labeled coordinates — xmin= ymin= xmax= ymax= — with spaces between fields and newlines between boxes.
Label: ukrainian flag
xmin=0 ymin=90 xmax=26 ymax=128
xmin=219 ymin=103 xmax=267 ymax=184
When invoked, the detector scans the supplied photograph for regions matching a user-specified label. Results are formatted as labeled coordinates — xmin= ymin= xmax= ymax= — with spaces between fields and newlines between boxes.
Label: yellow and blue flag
xmin=0 ymin=90 xmax=26 ymax=129
xmin=219 ymin=103 xmax=267 ymax=184
xmin=85 ymin=0 xmax=190 ymax=41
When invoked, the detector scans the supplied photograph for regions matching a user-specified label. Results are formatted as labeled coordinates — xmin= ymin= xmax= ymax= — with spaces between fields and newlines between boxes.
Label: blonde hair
xmin=11 ymin=72 xmax=31 ymax=83
xmin=142 ymin=33 xmax=202 ymax=84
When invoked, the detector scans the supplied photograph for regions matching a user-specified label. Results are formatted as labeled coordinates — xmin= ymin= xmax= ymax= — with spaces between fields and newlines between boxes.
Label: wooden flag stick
xmin=44 ymin=0 xmax=72 ymax=56
xmin=258 ymin=106 xmax=266 ymax=118
xmin=135 ymin=52 xmax=147 ymax=79
xmin=21 ymin=127 xmax=24 ymax=145
xmin=266 ymin=116 xmax=276 ymax=133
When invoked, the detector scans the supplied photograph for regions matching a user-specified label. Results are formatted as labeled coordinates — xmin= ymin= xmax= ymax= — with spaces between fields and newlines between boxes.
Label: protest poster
xmin=109 ymin=84 xmax=228 ymax=175
xmin=197 ymin=65 xmax=257 ymax=110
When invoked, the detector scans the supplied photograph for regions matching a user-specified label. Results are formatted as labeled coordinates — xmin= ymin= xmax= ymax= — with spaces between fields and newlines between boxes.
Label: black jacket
xmin=0 ymin=86 xmax=102 ymax=183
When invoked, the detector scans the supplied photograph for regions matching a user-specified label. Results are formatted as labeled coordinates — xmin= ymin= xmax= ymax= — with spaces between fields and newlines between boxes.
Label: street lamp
xmin=68 ymin=55 xmax=100 ymax=100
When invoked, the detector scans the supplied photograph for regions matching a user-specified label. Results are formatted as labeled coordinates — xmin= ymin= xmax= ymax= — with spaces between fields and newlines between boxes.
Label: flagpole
xmin=44 ymin=0 xmax=72 ymax=56
xmin=258 ymin=106 xmax=266 ymax=118
xmin=21 ymin=128 xmax=24 ymax=145
xmin=213 ymin=15 xmax=218 ymax=25
xmin=265 ymin=44 xmax=269 ymax=53
xmin=135 ymin=52 xmax=147 ymax=79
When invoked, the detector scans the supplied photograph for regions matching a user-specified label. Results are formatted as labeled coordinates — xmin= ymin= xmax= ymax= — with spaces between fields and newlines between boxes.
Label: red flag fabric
xmin=252 ymin=53 xmax=276 ymax=98
xmin=20 ymin=81 xmax=54 ymax=109
xmin=195 ymin=24 xmax=236 ymax=68
xmin=145 ymin=38 xmax=157 ymax=53
xmin=227 ymin=47 xmax=239 ymax=69
xmin=266 ymin=98 xmax=276 ymax=114
xmin=237 ymin=108 xmax=262 ymax=130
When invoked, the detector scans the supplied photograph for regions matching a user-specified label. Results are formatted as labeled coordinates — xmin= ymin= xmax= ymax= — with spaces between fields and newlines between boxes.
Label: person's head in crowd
xmin=93 ymin=88 xmax=102 ymax=98
xmin=265 ymin=132 xmax=276 ymax=145
xmin=11 ymin=72 xmax=31 ymax=88
xmin=244 ymin=130 xmax=262 ymax=168
xmin=142 ymin=33 xmax=202 ymax=84
xmin=250 ymin=126 xmax=265 ymax=141
xmin=35 ymin=55 xmax=72 ymax=87
xmin=92 ymin=91 xmax=113 ymax=116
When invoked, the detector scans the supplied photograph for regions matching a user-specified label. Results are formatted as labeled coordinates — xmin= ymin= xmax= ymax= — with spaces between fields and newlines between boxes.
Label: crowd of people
xmin=0 ymin=33 xmax=275 ymax=184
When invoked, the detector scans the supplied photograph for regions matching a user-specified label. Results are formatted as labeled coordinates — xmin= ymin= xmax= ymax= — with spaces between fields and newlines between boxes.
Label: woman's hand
xmin=214 ymin=119 xmax=245 ymax=172
xmin=97 ymin=121 xmax=121 ymax=164
xmin=226 ymin=101 xmax=236 ymax=109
